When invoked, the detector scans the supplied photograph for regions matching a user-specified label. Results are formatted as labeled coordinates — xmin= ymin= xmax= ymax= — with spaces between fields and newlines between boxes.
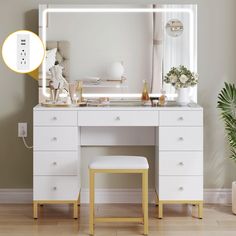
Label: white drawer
xmin=159 ymin=152 xmax=203 ymax=175
xmin=33 ymin=176 xmax=79 ymax=201
xmin=34 ymin=111 xmax=77 ymax=126
xmin=159 ymin=127 xmax=203 ymax=151
xmin=158 ymin=176 xmax=203 ymax=201
xmin=77 ymin=111 xmax=159 ymax=126
xmin=34 ymin=152 xmax=78 ymax=176
xmin=160 ymin=111 xmax=203 ymax=126
xmin=34 ymin=127 xmax=78 ymax=151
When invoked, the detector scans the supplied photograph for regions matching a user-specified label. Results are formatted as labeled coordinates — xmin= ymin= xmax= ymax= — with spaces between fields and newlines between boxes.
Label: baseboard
xmin=0 ymin=188 xmax=232 ymax=204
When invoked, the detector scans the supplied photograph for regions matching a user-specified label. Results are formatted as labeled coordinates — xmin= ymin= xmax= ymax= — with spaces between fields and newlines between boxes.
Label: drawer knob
xmin=52 ymin=137 xmax=57 ymax=141
xmin=52 ymin=116 xmax=57 ymax=121
xmin=115 ymin=116 xmax=120 ymax=121
xmin=179 ymin=137 xmax=184 ymax=141
xmin=53 ymin=162 xmax=57 ymax=166
xmin=53 ymin=186 xmax=57 ymax=190
xmin=179 ymin=186 xmax=184 ymax=191
xmin=178 ymin=116 xmax=184 ymax=120
xmin=179 ymin=162 xmax=184 ymax=166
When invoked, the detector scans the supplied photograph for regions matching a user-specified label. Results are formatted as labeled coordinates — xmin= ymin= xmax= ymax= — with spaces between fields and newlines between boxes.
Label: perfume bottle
xmin=159 ymin=89 xmax=167 ymax=106
xmin=141 ymin=80 xmax=150 ymax=102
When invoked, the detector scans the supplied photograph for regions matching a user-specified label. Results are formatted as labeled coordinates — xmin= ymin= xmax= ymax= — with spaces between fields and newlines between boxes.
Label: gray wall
xmin=0 ymin=0 xmax=235 ymax=189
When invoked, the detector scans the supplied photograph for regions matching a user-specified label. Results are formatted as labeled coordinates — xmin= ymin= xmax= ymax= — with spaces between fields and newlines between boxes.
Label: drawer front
xmin=34 ymin=152 xmax=78 ymax=176
xmin=160 ymin=111 xmax=203 ymax=126
xmin=34 ymin=111 xmax=77 ymax=126
xmin=34 ymin=127 xmax=78 ymax=151
xmin=159 ymin=127 xmax=203 ymax=151
xmin=159 ymin=152 xmax=203 ymax=175
xmin=33 ymin=176 xmax=79 ymax=201
xmin=77 ymin=111 xmax=159 ymax=126
xmin=159 ymin=176 xmax=203 ymax=200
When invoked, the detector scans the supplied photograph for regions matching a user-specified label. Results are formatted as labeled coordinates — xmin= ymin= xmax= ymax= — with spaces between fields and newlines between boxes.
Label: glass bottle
xmin=159 ymin=89 xmax=167 ymax=106
xmin=141 ymin=80 xmax=150 ymax=102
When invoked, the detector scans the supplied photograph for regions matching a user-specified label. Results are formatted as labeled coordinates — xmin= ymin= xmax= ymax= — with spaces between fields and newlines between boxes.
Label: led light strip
xmin=42 ymin=7 xmax=194 ymax=98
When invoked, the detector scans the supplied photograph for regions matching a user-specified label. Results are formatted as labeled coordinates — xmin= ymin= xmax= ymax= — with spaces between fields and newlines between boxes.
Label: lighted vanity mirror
xmin=39 ymin=4 xmax=197 ymax=99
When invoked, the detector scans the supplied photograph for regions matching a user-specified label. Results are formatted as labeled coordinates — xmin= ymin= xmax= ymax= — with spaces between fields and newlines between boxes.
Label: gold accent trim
xmin=33 ymin=192 xmax=81 ymax=219
xmin=95 ymin=217 xmax=143 ymax=223
xmin=155 ymin=191 xmax=203 ymax=219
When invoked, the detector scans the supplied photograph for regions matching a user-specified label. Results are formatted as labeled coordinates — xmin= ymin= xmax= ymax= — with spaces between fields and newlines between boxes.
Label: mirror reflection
xmin=39 ymin=4 xmax=197 ymax=98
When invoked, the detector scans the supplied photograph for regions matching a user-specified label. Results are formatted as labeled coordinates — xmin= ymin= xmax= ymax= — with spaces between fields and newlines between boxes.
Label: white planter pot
xmin=232 ymin=182 xmax=236 ymax=214
xmin=176 ymin=88 xmax=190 ymax=106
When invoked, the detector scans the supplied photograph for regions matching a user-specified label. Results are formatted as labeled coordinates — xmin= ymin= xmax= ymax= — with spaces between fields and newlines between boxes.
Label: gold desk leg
xmin=89 ymin=169 xmax=95 ymax=235
xmin=158 ymin=202 xmax=163 ymax=219
xmin=33 ymin=202 xmax=38 ymax=219
xmin=198 ymin=202 xmax=203 ymax=219
xmin=142 ymin=170 xmax=148 ymax=235
xmin=73 ymin=201 xmax=78 ymax=219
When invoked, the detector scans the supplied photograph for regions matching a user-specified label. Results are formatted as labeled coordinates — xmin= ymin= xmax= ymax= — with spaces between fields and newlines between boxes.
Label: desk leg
xmin=158 ymin=202 xmax=163 ymax=219
xmin=33 ymin=202 xmax=38 ymax=219
xmin=198 ymin=202 xmax=203 ymax=219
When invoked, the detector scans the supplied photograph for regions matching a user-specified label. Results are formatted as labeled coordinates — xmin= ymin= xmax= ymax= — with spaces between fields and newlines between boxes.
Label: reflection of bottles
xmin=159 ymin=89 xmax=167 ymax=106
xmin=141 ymin=80 xmax=150 ymax=102
xmin=76 ymin=81 xmax=83 ymax=102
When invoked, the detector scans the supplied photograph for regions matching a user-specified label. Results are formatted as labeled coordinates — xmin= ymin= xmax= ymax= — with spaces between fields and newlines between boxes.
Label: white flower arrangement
xmin=164 ymin=65 xmax=198 ymax=89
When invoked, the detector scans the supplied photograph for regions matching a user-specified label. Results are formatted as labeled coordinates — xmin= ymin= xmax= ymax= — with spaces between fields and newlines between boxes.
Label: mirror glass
xmin=41 ymin=4 xmax=197 ymax=96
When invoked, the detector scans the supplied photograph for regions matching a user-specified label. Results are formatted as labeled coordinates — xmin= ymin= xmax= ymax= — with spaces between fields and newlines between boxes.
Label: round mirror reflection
xmin=166 ymin=19 xmax=184 ymax=37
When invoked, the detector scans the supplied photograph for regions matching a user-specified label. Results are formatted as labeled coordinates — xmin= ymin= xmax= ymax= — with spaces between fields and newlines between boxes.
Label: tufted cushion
xmin=89 ymin=156 xmax=149 ymax=170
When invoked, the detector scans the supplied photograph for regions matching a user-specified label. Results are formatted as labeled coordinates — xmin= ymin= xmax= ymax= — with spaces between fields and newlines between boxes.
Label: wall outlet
xmin=17 ymin=34 xmax=30 ymax=70
xmin=18 ymin=122 xmax=27 ymax=137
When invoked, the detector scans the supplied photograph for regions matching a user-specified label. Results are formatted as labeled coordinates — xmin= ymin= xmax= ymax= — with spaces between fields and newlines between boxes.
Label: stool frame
xmin=89 ymin=169 xmax=148 ymax=235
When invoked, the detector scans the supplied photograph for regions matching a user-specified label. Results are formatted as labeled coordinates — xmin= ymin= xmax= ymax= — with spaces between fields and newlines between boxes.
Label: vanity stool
xmin=89 ymin=156 xmax=149 ymax=235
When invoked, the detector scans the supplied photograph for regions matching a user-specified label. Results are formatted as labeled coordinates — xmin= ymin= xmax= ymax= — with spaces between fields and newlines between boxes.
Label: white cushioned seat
xmin=89 ymin=156 xmax=149 ymax=170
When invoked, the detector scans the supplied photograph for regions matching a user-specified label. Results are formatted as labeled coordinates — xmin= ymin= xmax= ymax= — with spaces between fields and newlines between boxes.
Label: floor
xmin=0 ymin=203 xmax=236 ymax=236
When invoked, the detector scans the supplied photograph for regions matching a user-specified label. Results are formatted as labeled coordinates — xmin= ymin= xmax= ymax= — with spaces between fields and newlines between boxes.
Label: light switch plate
xmin=18 ymin=122 xmax=27 ymax=137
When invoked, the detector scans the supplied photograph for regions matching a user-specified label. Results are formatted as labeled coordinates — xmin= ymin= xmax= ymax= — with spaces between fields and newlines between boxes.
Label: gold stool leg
xmin=198 ymin=202 xmax=203 ymax=219
xmin=33 ymin=202 xmax=38 ymax=219
xmin=142 ymin=170 xmax=148 ymax=235
xmin=73 ymin=201 xmax=78 ymax=219
xmin=89 ymin=169 xmax=95 ymax=235
xmin=158 ymin=202 xmax=163 ymax=219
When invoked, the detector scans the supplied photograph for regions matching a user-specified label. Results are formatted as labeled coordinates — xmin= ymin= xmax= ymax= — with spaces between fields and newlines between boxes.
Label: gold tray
xmin=41 ymin=102 xmax=70 ymax=107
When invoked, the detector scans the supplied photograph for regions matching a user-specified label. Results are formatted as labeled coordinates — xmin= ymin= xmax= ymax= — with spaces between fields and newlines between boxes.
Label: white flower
xmin=169 ymin=74 xmax=178 ymax=84
xmin=179 ymin=74 xmax=189 ymax=84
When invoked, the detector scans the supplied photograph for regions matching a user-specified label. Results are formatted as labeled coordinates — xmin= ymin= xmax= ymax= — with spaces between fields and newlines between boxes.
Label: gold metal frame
xmin=155 ymin=191 xmax=203 ymax=219
xmin=89 ymin=169 xmax=148 ymax=236
xmin=33 ymin=192 xmax=81 ymax=219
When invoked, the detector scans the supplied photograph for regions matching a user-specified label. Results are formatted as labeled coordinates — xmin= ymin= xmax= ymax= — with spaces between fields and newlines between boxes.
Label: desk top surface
xmin=34 ymin=103 xmax=203 ymax=111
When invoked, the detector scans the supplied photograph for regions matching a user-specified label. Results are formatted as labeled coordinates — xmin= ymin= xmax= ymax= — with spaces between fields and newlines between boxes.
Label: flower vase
xmin=176 ymin=87 xmax=190 ymax=106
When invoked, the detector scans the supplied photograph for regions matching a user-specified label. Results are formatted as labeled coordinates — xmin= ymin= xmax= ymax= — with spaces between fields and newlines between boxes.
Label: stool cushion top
xmin=89 ymin=156 xmax=149 ymax=169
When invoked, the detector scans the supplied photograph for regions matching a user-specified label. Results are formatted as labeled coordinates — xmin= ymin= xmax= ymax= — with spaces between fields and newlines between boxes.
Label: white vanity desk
xmin=33 ymin=104 xmax=203 ymax=219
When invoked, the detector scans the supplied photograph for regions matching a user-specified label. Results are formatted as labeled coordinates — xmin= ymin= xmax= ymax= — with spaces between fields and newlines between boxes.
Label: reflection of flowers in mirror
xmin=164 ymin=65 xmax=198 ymax=89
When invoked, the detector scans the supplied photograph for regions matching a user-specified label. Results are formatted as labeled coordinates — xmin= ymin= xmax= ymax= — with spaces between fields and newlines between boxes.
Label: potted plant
xmin=217 ymin=82 xmax=236 ymax=214
xmin=164 ymin=65 xmax=198 ymax=105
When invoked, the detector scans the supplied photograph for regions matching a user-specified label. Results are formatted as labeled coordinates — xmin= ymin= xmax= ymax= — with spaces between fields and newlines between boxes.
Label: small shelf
xmin=82 ymin=80 xmax=128 ymax=89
